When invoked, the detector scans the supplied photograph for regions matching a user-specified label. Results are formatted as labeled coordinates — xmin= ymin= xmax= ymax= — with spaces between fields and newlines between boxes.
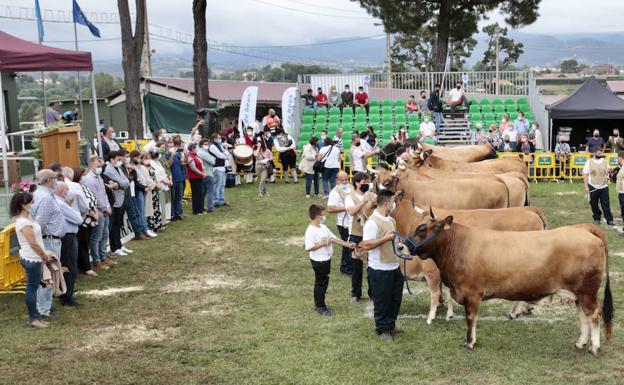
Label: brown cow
xmin=416 ymin=147 xmax=528 ymax=175
xmin=397 ymin=214 xmax=613 ymax=355
xmin=420 ymin=143 xmax=497 ymax=162
xmin=357 ymin=196 xmax=547 ymax=324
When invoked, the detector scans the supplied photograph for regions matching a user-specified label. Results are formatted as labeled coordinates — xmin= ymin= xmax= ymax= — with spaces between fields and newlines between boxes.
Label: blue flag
xmin=72 ymin=0 xmax=101 ymax=38
xmin=35 ymin=0 xmax=44 ymax=43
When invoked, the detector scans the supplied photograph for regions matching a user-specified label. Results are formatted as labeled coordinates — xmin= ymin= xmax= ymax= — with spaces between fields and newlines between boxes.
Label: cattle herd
xmin=360 ymin=143 xmax=613 ymax=355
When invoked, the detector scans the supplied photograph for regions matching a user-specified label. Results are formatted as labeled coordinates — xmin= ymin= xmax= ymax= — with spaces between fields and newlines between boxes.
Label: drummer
xmin=239 ymin=126 xmax=256 ymax=184
xmin=273 ymin=125 xmax=298 ymax=183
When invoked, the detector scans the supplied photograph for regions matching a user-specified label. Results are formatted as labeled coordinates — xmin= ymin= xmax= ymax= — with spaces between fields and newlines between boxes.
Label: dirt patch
xmin=278 ymin=235 xmax=305 ymax=248
xmin=80 ymin=286 xmax=145 ymax=297
xmin=213 ymin=219 xmax=245 ymax=232
xmin=78 ymin=322 xmax=177 ymax=352
xmin=613 ymin=251 xmax=624 ymax=258
xmin=162 ymin=274 xmax=279 ymax=293
xmin=554 ymin=191 xmax=579 ymax=196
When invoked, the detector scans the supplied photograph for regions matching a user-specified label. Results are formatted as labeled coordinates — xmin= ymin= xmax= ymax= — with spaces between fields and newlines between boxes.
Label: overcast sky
xmin=2 ymin=0 xmax=624 ymax=61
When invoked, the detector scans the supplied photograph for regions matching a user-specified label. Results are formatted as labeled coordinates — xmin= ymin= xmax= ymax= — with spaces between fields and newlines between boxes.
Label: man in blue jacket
xmin=427 ymin=83 xmax=443 ymax=130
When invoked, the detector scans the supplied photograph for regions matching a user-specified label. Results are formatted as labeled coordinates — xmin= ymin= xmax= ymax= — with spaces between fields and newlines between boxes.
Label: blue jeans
xmin=37 ymin=238 xmax=61 ymax=316
xmin=305 ymin=172 xmax=319 ymax=195
xmin=89 ymin=214 xmax=109 ymax=264
xmin=203 ymin=175 xmax=214 ymax=211
xmin=20 ymin=259 xmax=42 ymax=322
xmin=126 ymin=194 xmax=145 ymax=237
xmin=322 ymin=168 xmax=339 ymax=196
xmin=213 ymin=169 xmax=226 ymax=205
xmin=171 ymin=181 xmax=185 ymax=219
xmin=134 ymin=191 xmax=148 ymax=234
xmin=433 ymin=111 xmax=443 ymax=130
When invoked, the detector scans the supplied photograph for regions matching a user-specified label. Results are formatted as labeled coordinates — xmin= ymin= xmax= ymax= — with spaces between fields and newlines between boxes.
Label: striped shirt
xmin=32 ymin=185 xmax=66 ymax=237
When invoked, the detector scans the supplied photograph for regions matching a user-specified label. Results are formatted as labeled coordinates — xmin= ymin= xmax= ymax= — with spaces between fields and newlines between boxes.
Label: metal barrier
xmin=0 ymin=224 xmax=25 ymax=293
xmin=568 ymin=153 xmax=590 ymax=181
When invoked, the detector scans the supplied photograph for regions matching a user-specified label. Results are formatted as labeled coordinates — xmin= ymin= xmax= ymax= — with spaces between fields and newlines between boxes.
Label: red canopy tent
xmin=0 ymin=31 xmax=101 ymax=201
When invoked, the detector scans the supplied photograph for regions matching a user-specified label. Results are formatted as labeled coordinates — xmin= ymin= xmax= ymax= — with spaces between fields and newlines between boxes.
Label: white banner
xmin=237 ymin=86 xmax=258 ymax=135
xmin=281 ymin=87 xmax=298 ymax=134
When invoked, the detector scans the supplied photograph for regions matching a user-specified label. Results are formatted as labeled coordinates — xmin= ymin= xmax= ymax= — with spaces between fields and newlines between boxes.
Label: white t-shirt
xmin=583 ymin=157 xmax=608 ymax=189
xmin=319 ymin=145 xmax=341 ymax=169
xmin=363 ymin=210 xmax=399 ymax=271
xmin=15 ymin=217 xmax=45 ymax=262
xmin=503 ymin=127 xmax=518 ymax=143
xmin=361 ymin=141 xmax=373 ymax=153
xmin=345 ymin=191 xmax=365 ymax=234
xmin=420 ymin=121 xmax=436 ymax=137
xmin=351 ymin=146 xmax=365 ymax=172
xmin=328 ymin=186 xmax=352 ymax=228
xmin=449 ymin=88 xmax=463 ymax=103
xmin=304 ymin=224 xmax=337 ymax=262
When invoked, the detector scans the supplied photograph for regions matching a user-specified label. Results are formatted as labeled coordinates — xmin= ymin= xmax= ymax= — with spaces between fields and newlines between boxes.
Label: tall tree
xmin=560 ymin=59 xmax=581 ymax=74
xmin=480 ymin=23 xmax=524 ymax=70
xmin=192 ymin=0 xmax=210 ymax=110
xmin=355 ymin=0 xmax=541 ymax=72
xmin=117 ymin=0 xmax=146 ymax=139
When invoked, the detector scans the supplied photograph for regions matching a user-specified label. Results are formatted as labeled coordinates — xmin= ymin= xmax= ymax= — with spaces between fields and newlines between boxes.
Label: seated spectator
xmin=406 ymin=95 xmax=419 ymax=115
xmin=417 ymin=90 xmax=429 ymax=114
xmin=499 ymin=114 xmax=511 ymax=134
xmin=529 ymin=122 xmax=544 ymax=152
xmin=607 ymin=128 xmax=624 ymax=153
xmin=498 ymin=135 xmax=513 ymax=152
xmin=472 ymin=123 xmax=488 ymax=145
xmin=517 ymin=133 xmax=535 ymax=155
xmin=397 ymin=125 xmax=409 ymax=143
xmin=586 ymin=129 xmax=606 ymax=153
xmin=262 ymin=109 xmax=281 ymax=134
xmin=301 ymin=89 xmax=315 ymax=109
xmin=419 ymin=114 xmax=436 ymax=143
xmin=316 ymin=88 xmax=328 ymax=110
xmin=340 ymin=85 xmax=354 ymax=111
xmin=513 ymin=112 xmax=529 ymax=134
xmin=555 ymin=137 xmax=571 ymax=162
xmin=487 ymin=123 xmax=501 ymax=149
xmin=62 ymin=108 xmax=81 ymax=124
xmin=328 ymin=85 xmax=340 ymax=108
xmin=354 ymin=86 xmax=369 ymax=113
xmin=447 ymin=82 xmax=469 ymax=109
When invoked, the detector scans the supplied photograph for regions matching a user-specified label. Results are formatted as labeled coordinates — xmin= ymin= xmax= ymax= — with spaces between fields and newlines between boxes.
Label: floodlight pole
xmin=90 ymin=71 xmax=103 ymax=158
xmin=0 ymin=73 xmax=10 ymax=208
xmin=495 ymin=27 xmax=501 ymax=96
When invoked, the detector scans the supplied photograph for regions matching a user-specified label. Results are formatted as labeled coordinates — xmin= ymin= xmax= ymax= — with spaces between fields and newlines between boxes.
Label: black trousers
xmin=337 ymin=225 xmax=352 ymax=274
xmin=189 ymin=178 xmax=205 ymax=214
xmin=368 ymin=267 xmax=403 ymax=334
xmin=76 ymin=225 xmax=92 ymax=272
xmin=589 ymin=186 xmax=613 ymax=222
xmin=349 ymin=235 xmax=364 ymax=298
xmin=619 ymin=193 xmax=624 ymax=221
xmin=311 ymin=259 xmax=331 ymax=309
xmin=60 ymin=233 xmax=78 ymax=303
xmin=110 ymin=204 xmax=125 ymax=252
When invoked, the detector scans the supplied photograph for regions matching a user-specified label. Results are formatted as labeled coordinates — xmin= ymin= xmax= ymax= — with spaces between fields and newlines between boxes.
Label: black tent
xmin=547 ymin=77 xmax=624 ymax=150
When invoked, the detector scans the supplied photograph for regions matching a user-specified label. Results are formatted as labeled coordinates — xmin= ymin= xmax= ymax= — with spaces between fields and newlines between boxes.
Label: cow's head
xmin=354 ymin=190 xmax=405 ymax=228
xmin=396 ymin=207 xmax=453 ymax=260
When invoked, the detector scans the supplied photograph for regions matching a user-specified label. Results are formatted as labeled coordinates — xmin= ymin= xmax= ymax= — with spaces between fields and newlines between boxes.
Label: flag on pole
xmin=34 ymin=0 xmax=44 ymax=43
xmin=72 ymin=0 xmax=101 ymax=38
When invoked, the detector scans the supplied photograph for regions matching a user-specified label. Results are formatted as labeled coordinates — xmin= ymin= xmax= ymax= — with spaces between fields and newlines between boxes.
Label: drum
xmin=241 ymin=160 xmax=254 ymax=173
xmin=233 ymin=144 xmax=253 ymax=165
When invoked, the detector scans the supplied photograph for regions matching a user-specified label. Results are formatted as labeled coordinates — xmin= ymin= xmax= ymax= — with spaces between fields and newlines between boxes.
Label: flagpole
xmin=73 ymin=20 xmax=85 ymax=134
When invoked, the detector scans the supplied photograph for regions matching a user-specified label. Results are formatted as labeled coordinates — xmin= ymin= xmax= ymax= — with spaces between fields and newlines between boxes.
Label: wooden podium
xmin=39 ymin=126 xmax=81 ymax=169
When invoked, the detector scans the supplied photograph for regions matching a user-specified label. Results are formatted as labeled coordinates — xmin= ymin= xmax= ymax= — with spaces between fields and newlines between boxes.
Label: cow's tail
xmin=584 ymin=224 xmax=613 ymax=342
xmin=527 ymin=206 xmax=548 ymax=229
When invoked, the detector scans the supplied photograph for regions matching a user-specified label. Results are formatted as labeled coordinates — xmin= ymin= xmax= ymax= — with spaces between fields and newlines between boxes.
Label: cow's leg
xmin=463 ymin=298 xmax=481 ymax=349
xmin=443 ymin=285 xmax=454 ymax=320
xmin=424 ymin=271 xmax=441 ymax=325
xmin=575 ymin=305 xmax=590 ymax=350
xmin=589 ymin=308 xmax=601 ymax=355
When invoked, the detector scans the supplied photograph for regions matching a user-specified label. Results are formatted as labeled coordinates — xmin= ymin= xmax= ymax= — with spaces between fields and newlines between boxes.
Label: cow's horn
xmin=367 ymin=166 xmax=379 ymax=175
xmin=429 ymin=206 xmax=435 ymax=219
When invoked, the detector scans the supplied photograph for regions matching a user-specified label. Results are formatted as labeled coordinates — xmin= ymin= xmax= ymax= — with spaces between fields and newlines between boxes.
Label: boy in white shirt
xmin=326 ymin=171 xmax=353 ymax=275
xmin=304 ymin=204 xmax=355 ymax=316
xmin=358 ymin=190 xmax=402 ymax=340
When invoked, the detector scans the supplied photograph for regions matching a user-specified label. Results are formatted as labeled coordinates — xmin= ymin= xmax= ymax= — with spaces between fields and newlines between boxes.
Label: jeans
xmin=589 ymin=186 xmax=614 ymax=222
xmin=203 ymin=175 xmax=214 ymax=211
xmin=349 ymin=235 xmax=364 ymax=298
xmin=89 ymin=214 xmax=109 ymax=264
xmin=213 ymin=169 xmax=226 ymax=205
xmin=189 ymin=178 xmax=204 ymax=214
xmin=60 ymin=233 xmax=78 ymax=303
xmin=21 ymin=259 xmax=43 ymax=322
xmin=322 ymin=167 xmax=339 ymax=196
xmin=171 ymin=181 xmax=185 ymax=219
xmin=37 ymin=237 xmax=61 ymax=316
xmin=311 ymin=259 xmax=331 ymax=309
xmin=368 ymin=267 xmax=403 ymax=334
xmin=305 ymin=172 xmax=319 ymax=195
xmin=126 ymin=194 xmax=145 ymax=237
xmin=109 ymin=204 xmax=125 ymax=252
xmin=619 ymin=193 xmax=624 ymax=221
xmin=337 ymin=225 xmax=352 ymax=274
xmin=134 ymin=191 xmax=148 ymax=234
xmin=433 ymin=111 xmax=443 ymax=131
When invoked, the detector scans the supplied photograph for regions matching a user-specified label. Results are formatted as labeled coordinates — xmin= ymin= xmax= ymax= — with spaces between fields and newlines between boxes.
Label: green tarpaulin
xmin=144 ymin=92 xmax=195 ymax=134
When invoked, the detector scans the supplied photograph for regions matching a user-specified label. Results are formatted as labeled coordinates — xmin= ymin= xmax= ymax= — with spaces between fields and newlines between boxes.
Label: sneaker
xmin=95 ymin=262 xmax=110 ymax=270
xmin=104 ymin=259 xmax=118 ymax=266
xmin=313 ymin=306 xmax=333 ymax=316
xmin=113 ymin=249 xmax=127 ymax=257
xmin=61 ymin=299 xmax=82 ymax=307
xmin=594 ymin=220 xmax=601 ymax=225
xmin=379 ymin=332 xmax=393 ymax=342
xmin=28 ymin=319 xmax=48 ymax=328
xmin=607 ymin=221 xmax=616 ymax=226
xmin=349 ymin=296 xmax=360 ymax=304
xmin=306 ymin=194 xmax=310 ymax=199
xmin=85 ymin=270 xmax=98 ymax=277
xmin=121 ymin=246 xmax=133 ymax=254
xmin=391 ymin=325 xmax=404 ymax=335
xmin=147 ymin=230 xmax=158 ymax=238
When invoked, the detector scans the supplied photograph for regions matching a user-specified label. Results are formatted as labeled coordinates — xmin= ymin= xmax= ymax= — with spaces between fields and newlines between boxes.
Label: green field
xmin=0 ymin=181 xmax=623 ymax=385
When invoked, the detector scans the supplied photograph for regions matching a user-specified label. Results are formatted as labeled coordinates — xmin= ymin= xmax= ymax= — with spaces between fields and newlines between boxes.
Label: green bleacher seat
xmin=303 ymin=108 xmax=315 ymax=116
xmin=328 ymin=123 xmax=340 ymax=132
xmin=470 ymin=113 xmax=482 ymax=122
xmin=369 ymin=116 xmax=381 ymax=125
xmin=395 ymin=99 xmax=406 ymax=107
xmin=314 ymin=114 xmax=327 ymax=124
xmin=381 ymin=106 xmax=393 ymax=115
xmin=370 ymin=99 xmax=381 ymax=107
xmin=508 ymin=112 xmax=518 ymax=121
xmin=355 ymin=107 xmax=367 ymax=116
xmin=395 ymin=116 xmax=407 ymax=125
xmin=301 ymin=123 xmax=313 ymax=132
xmin=493 ymin=105 xmax=505 ymax=114
xmin=355 ymin=123 xmax=367 ymax=132
xmin=469 ymin=105 xmax=480 ymax=114
xmin=303 ymin=116 xmax=314 ymax=125
xmin=518 ymin=104 xmax=530 ymax=113
xmin=342 ymin=107 xmax=354 ymax=116
xmin=299 ymin=132 xmax=311 ymax=142
xmin=381 ymin=114 xmax=394 ymax=123
xmin=329 ymin=107 xmax=341 ymax=116
xmin=394 ymin=106 xmax=406 ymax=115
xmin=517 ymin=96 xmax=528 ymax=105
xmin=382 ymin=122 xmax=394 ymax=132
xmin=382 ymin=99 xmax=393 ymax=106
xmin=481 ymin=105 xmax=493 ymax=113
xmin=483 ymin=113 xmax=495 ymax=122
xmin=480 ymin=98 xmax=491 ymax=106
xmin=491 ymin=97 xmax=503 ymax=105
xmin=504 ymin=97 xmax=516 ymax=105
xmin=469 ymin=97 xmax=479 ymax=106
xmin=505 ymin=103 xmax=517 ymax=112
xmin=329 ymin=115 xmax=340 ymax=124
xmin=524 ymin=112 xmax=534 ymax=121
xmin=407 ymin=114 xmax=419 ymax=123
xmin=316 ymin=108 xmax=327 ymax=116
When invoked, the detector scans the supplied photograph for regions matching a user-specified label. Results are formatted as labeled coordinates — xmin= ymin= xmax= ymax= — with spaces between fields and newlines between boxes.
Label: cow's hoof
xmin=463 ymin=341 xmax=475 ymax=350
xmin=574 ymin=342 xmax=586 ymax=350
xmin=426 ymin=319 xmax=433 ymax=325
xmin=507 ymin=313 xmax=515 ymax=320
xmin=588 ymin=348 xmax=599 ymax=357
xmin=446 ymin=315 xmax=454 ymax=321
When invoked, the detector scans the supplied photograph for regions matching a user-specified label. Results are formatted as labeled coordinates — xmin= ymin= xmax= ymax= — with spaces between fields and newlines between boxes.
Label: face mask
xmin=345 ymin=88 xmax=349 ymax=92
xmin=247 ymin=131 xmax=253 ymax=136
xmin=133 ymin=160 xmax=139 ymax=165
xmin=160 ymin=147 xmax=167 ymax=154
xmin=531 ymin=125 xmax=537 ymax=130
xmin=505 ymin=139 xmax=510 ymax=143
xmin=215 ymin=138 xmax=222 ymax=144
xmin=123 ymin=158 xmax=130 ymax=164
xmin=116 ymin=160 xmax=123 ymax=167
xmin=358 ymin=90 xmax=364 ymax=94
xmin=615 ymin=133 xmax=620 ymax=137
xmin=400 ymin=128 xmax=405 ymax=132
xmin=95 ymin=167 xmax=103 ymax=175
xmin=202 ymin=145 xmax=209 ymax=151
xmin=142 ymin=160 xmax=150 ymax=166
xmin=321 ymin=135 xmax=327 ymax=139
xmin=64 ymin=193 xmax=72 ymax=202
xmin=354 ymin=141 xmax=360 ymax=147
xmin=388 ymin=202 xmax=396 ymax=213
xmin=456 ymin=86 xmax=461 ymax=90
xmin=339 ymin=183 xmax=350 ymax=192
xmin=596 ymin=155 xmax=605 ymax=159
xmin=110 ymin=132 xmax=116 ymax=139
xmin=360 ymin=183 xmax=370 ymax=193
xmin=594 ymin=134 xmax=599 ymax=138
xmin=320 ymin=215 xmax=326 ymax=224
xmin=424 ymin=117 xmax=429 ymax=122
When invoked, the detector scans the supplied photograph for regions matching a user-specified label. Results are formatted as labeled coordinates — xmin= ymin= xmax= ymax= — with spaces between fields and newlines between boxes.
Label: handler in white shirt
xmin=304 ymin=204 xmax=354 ymax=316
xmin=327 ymin=171 xmax=353 ymax=275
xmin=318 ymin=141 xmax=342 ymax=198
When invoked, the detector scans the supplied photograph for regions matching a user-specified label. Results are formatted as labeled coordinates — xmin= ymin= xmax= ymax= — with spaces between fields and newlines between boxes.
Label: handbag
xmin=313 ymin=144 xmax=334 ymax=173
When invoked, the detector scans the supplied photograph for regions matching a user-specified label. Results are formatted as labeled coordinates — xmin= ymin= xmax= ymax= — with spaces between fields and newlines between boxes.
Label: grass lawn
xmin=1 ymin=181 xmax=623 ymax=385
